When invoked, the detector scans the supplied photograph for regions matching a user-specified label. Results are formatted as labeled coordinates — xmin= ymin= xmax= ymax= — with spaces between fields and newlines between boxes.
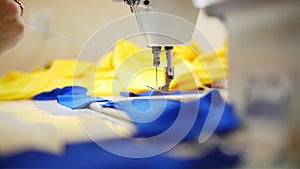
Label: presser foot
xmin=159 ymin=74 xmax=173 ymax=92
xmin=159 ymin=84 xmax=170 ymax=92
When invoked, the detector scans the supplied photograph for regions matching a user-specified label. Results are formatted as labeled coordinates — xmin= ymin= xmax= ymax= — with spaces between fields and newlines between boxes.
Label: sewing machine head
xmin=113 ymin=0 xmax=200 ymax=91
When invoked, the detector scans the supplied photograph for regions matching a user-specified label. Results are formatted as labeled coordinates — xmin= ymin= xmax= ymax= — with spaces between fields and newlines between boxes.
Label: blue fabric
xmin=110 ymin=90 xmax=239 ymax=141
xmin=0 ymin=138 xmax=241 ymax=169
xmin=57 ymin=95 xmax=107 ymax=109
xmin=113 ymin=99 xmax=182 ymax=138
xmin=32 ymin=86 xmax=88 ymax=100
xmin=34 ymin=87 xmax=239 ymax=140
xmin=32 ymin=86 xmax=108 ymax=109
xmin=44 ymin=87 xmax=240 ymax=140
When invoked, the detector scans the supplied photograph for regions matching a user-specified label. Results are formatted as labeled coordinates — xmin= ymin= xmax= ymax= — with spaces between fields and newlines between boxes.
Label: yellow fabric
xmin=0 ymin=40 xmax=228 ymax=100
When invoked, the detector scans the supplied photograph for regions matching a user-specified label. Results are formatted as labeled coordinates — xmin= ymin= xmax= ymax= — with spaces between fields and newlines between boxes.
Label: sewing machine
xmin=112 ymin=0 xmax=300 ymax=167
xmin=112 ymin=0 xmax=203 ymax=91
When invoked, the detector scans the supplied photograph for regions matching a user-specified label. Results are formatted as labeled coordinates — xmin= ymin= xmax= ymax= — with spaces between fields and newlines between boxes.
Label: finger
xmin=12 ymin=0 xmax=24 ymax=16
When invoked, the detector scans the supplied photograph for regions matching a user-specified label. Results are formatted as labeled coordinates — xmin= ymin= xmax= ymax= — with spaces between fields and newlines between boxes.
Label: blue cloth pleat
xmin=111 ymin=90 xmax=239 ymax=141
xmin=32 ymin=86 xmax=108 ymax=109
xmin=32 ymin=86 xmax=88 ymax=100
xmin=57 ymin=95 xmax=108 ymax=109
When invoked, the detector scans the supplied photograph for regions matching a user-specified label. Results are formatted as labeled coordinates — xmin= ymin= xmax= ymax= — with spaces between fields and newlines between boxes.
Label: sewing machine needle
xmin=156 ymin=66 xmax=158 ymax=89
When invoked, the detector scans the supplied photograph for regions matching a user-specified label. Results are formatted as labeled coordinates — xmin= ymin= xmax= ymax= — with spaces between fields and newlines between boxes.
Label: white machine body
xmin=114 ymin=0 xmax=200 ymax=47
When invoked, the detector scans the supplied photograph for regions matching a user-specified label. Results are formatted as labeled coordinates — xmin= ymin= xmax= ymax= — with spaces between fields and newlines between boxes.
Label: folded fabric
xmin=57 ymin=95 xmax=107 ymax=109
xmin=54 ymin=87 xmax=239 ymax=141
xmin=111 ymin=90 xmax=239 ymax=141
xmin=32 ymin=86 xmax=88 ymax=100
xmin=32 ymin=86 xmax=108 ymax=109
xmin=0 ymin=40 xmax=228 ymax=100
